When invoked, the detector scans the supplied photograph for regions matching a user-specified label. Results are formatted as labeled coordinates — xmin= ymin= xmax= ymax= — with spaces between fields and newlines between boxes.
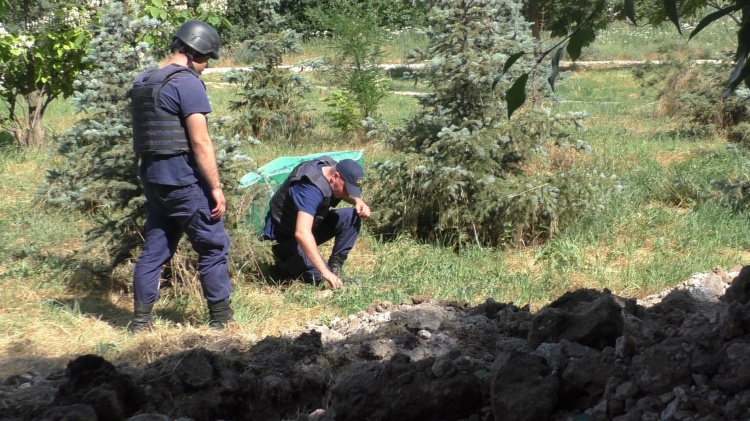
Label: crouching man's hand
xmin=324 ymin=271 xmax=343 ymax=290
xmin=354 ymin=199 xmax=371 ymax=218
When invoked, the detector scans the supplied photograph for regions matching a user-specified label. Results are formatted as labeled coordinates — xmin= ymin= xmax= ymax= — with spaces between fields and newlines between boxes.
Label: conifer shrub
xmin=221 ymin=0 xmax=312 ymax=143
xmin=369 ymin=0 xmax=614 ymax=247
xmin=44 ymin=3 xmax=166 ymax=270
xmin=634 ymin=58 xmax=750 ymax=142
xmin=309 ymin=2 xmax=390 ymax=135
xmin=44 ymin=2 xmax=249 ymax=291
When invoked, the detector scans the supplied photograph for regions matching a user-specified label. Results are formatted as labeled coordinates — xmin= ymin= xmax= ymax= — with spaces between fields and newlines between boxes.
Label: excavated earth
xmin=3 ymin=266 xmax=750 ymax=421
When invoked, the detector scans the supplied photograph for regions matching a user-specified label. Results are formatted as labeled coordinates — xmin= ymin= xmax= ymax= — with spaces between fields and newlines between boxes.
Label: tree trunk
xmin=24 ymin=90 xmax=47 ymax=148
xmin=526 ymin=0 xmax=541 ymax=40
xmin=12 ymin=125 xmax=28 ymax=148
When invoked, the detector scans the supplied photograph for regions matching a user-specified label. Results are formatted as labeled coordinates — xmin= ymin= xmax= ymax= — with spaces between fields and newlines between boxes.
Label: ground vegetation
xmin=369 ymin=0 xmax=612 ymax=247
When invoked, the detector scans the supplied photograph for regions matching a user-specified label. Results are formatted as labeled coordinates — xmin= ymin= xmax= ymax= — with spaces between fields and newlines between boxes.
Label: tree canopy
xmin=0 ymin=0 xmax=93 ymax=147
xmin=505 ymin=0 xmax=750 ymax=117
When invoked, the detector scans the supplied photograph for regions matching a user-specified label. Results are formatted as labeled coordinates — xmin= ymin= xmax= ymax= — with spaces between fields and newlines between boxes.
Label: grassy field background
xmin=1 ymin=22 xmax=749 ymax=378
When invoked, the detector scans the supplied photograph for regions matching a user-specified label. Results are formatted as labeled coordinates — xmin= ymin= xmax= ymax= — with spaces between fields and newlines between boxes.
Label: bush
xmin=223 ymin=0 xmax=428 ymax=43
xmin=369 ymin=0 xmax=614 ymax=247
xmin=634 ymin=57 xmax=750 ymax=142
xmin=371 ymin=110 xmax=610 ymax=246
xmin=222 ymin=1 xmax=312 ymax=142
xmin=309 ymin=1 xmax=390 ymax=134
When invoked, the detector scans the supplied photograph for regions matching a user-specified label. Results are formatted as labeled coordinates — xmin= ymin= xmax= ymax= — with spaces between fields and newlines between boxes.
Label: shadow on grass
xmin=254 ymin=259 xmax=317 ymax=291
xmin=0 ymin=131 xmax=15 ymax=148
xmin=384 ymin=65 xmax=415 ymax=80
xmin=50 ymin=295 xmax=132 ymax=329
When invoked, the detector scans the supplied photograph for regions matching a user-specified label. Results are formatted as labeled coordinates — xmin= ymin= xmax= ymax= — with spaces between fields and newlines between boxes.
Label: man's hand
xmin=355 ymin=201 xmax=371 ymax=218
xmin=210 ymin=187 xmax=226 ymax=220
xmin=186 ymin=113 xmax=224 ymax=220
xmin=348 ymin=197 xmax=371 ymax=218
xmin=323 ymin=272 xmax=343 ymax=290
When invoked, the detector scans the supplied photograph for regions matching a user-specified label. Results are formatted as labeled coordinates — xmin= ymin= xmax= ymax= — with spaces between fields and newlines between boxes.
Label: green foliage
xmin=223 ymin=0 xmax=427 ymax=42
xmin=526 ymin=0 xmax=615 ymax=40
xmin=634 ymin=58 xmax=750 ymax=142
xmin=347 ymin=70 xmax=389 ymax=122
xmin=372 ymin=111 xmax=610 ymax=246
xmin=221 ymin=65 xmax=311 ymax=142
xmin=43 ymin=2 xmax=167 ymax=266
xmin=370 ymin=0 xmax=612 ymax=247
xmin=136 ymin=0 xmax=230 ymax=48
xmin=43 ymin=1 xmax=248 ymax=272
xmin=365 ymin=0 xmax=429 ymax=29
xmin=309 ymin=1 xmax=390 ymax=129
xmin=221 ymin=0 xmax=312 ymax=141
xmin=323 ymin=90 xmax=361 ymax=133
xmin=0 ymin=0 xmax=228 ymax=149
xmin=391 ymin=0 xmax=543 ymax=151
xmin=0 ymin=0 xmax=93 ymax=147
xmin=141 ymin=0 xmax=229 ymax=27
xmin=510 ymin=1 xmax=748 ymax=117
xmin=629 ymin=0 xmax=708 ymax=27
xmin=624 ymin=2 xmax=750 ymax=98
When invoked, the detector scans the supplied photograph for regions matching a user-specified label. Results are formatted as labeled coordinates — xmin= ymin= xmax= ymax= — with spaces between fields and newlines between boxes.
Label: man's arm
xmin=295 ymin=211 xmax=343 ymax=289
xmin=186 ymin=113 xmax=225 ymax=220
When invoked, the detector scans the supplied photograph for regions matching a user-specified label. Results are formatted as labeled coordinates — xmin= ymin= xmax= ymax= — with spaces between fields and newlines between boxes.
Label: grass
xmin=2 ymin=22 xmax=750 ymax=379
xmin=578 ymin=19 xmax=736 ymax=61
xmin=280 ymin=29 xmax=430 ymax=66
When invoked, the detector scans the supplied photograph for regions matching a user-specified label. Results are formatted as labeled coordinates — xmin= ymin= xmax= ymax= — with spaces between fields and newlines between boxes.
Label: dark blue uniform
xmin=263 ymin=159 xmax=361 ymax=281
xmin=131 ymin=65 xmax=232 ymax=305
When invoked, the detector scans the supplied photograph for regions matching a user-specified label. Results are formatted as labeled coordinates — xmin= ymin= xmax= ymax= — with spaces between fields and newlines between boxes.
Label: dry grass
xmin=0 ymin=154 xmax=356 ymax=378
xmin=0 ymin=270 xmax=348 ymax=378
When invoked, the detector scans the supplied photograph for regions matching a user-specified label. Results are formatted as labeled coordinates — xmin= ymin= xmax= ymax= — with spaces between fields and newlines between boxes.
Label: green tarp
xmin=238 ymin=150 xmax=365 ymax=234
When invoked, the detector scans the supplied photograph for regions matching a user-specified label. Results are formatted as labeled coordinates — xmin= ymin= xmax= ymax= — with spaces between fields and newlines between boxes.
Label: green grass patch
xmin=579 ymin=20 xmax=736 ymax=61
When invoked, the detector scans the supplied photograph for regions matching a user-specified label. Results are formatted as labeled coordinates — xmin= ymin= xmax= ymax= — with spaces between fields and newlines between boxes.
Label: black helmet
xmin=174 ymin=20 xmax=221 ymax=60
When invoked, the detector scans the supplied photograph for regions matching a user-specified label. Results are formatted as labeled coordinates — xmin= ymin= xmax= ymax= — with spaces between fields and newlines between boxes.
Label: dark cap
xmin=336 ymin=159 xmax=364 ymax=198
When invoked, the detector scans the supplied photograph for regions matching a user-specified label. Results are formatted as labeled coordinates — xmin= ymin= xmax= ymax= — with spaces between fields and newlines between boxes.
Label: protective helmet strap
xmin=185 ymin=50 xmax=196 ymax=71
xmin=174 ymin=39 xmax=196 ymax=71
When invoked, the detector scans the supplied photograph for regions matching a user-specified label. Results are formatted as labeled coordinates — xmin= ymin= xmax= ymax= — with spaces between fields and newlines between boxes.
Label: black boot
xmin=131 ymin=301 xmax=154 ymax=333
xmin=207 ymin=298 xmax=234 ymax=329
xmin=328 ymin=255 xmax=360 ymax=284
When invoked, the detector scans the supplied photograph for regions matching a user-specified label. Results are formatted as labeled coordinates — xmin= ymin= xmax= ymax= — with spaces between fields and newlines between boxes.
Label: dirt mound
xmin=3 ymin=267 xmax=750 ymax=421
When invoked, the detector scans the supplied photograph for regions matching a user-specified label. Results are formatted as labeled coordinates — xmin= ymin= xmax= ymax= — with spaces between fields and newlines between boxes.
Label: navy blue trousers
xmin=271 ymin=208 xmax=361 ymax=280
xmin=133 ymin=183 xmax=232 ymax=304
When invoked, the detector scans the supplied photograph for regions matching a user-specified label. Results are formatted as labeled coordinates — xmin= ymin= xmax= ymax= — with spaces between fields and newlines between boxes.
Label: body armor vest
xmin=131 ymin=65 xmax=202 ymax=155
xmin=270 ymin=157 xmax=338 ymax=238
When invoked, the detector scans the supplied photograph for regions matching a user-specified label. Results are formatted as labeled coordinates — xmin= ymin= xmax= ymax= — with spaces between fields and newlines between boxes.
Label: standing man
xmin=129 ymin=20 xmax=233 ymax=331
xmin=263 ymin=157 xmax=371 ymax=289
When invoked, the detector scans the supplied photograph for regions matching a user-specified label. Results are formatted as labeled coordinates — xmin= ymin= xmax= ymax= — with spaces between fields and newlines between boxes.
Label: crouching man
xmin=263 ymin=157 xmax=371 ymax=289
